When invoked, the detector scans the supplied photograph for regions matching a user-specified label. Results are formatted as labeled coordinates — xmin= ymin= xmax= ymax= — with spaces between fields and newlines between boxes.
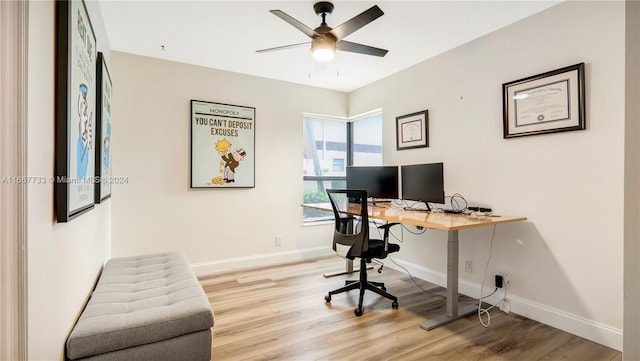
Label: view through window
xmin=302 ymin=111 xmax=382 ymax=222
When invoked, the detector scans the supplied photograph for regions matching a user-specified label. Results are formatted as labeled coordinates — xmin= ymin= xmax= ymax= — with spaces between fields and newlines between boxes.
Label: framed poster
xmin=95 ymin=52 xmax=112 ymax=203
xmin=190 ymin=100 xmax=255 ymax=188
xmin=396 ymin=110 xmax=429 ymax=150
xmin=55 ymin=0 xmax=97 ymax=222
xmin=503 ymin=63 xmax=585 ymax=138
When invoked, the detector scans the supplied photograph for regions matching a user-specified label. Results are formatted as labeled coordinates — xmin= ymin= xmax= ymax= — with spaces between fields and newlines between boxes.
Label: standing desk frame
xmin=302 ymin=202 xmax=526 ymax=330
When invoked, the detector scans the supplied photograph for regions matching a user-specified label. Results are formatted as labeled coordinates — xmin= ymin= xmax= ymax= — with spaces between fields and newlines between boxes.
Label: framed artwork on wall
xmin=55 ymin=0 xmax=97 ymax=222
xmin=190 ymin=100 xmax=256 ymax=188
xmin=396 ymin=110 xmax=429 ymax=150
xmin=95 ymin=52 xmax=112 ymax=203
xmin=502 ymin=63 xmax=586 ymax=138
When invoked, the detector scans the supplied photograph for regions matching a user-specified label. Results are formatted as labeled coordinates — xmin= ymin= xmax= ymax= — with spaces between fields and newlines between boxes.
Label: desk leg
xmin=323 ymin=259 xmax=373 ymax=278
xmin=419 ymin=230 xmax=477 ymax=330
xmin=324 ymin=259 xmax=354 ymax=278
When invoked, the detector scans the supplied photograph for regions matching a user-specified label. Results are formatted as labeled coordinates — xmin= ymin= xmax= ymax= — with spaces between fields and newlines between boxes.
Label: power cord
xmin=369 ymin=220 xmax=443 ymax=299
xmin=370 ymin=218 xmax=425 ymax=241
xmin=387 ymin=256 xmax=446 ymax=299
xmin=372 ymin=219 xmax=506 ymax=306
xmin=401 ymin=224 xmax=427 ymax=235
xmin=448 ymin=193 xmax=468 ymax=212
xmin=430 ymin=193 xmax=468 ymax=213
xmin=478 ymin=285 xmax=508 ymax=327
xmin=477 ymin=224 xmax=509 ymax=327
xmin=460 ymin=287 xmax=499 ymax=302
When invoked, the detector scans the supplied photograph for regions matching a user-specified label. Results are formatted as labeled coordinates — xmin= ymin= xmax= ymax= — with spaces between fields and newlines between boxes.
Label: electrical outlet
xmin=500 ymin=300 xmax=511 ymax=314
xmin=498 ymin=271 xmax=510 ymax=285
xmin=275 ymin=235 xmax=283 ymax=246
xmin=464 ymin=259 xmax=472 ymax=273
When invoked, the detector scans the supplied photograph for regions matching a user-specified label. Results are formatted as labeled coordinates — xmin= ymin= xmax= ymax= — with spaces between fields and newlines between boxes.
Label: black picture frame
xmin=55 ymin=0 xmax=97 ymax=222
xmin=95 ymin=52 xmax=112 ymax=203
xmin=190 ymin=100 xmax=256 ymax=188
xmin=396 ymin=110 xmax=429 ymax=150
xmin=502 ymin=63 xmax=586 ymax=138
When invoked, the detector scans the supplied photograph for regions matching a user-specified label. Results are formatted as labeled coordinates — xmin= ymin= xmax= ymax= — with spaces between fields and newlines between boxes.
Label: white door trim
xmin=0 ymin=0 xmax=29 ymax=359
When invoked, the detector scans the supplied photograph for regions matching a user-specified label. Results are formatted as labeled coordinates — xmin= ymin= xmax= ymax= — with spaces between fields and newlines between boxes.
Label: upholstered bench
xmin=66 ymin=253 xmax=214 ymax=361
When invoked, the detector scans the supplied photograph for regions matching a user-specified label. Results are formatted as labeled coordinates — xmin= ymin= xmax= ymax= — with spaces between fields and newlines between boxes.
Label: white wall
xmin=27 ymin=1 xmax=111 ymax=360
xmin=110 ymin=52 xmax=344 ymax=270
xmin=349 ymin=1 xmax=624 ymax=350
xmin=58 ymin=0 xmax=631 ymax=355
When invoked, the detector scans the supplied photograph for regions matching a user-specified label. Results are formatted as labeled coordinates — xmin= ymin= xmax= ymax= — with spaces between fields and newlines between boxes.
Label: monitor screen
xmin=401 ymin=163 xmax=445 ymax=206
xmin=346 ymin=166 xmax=399 ymax=200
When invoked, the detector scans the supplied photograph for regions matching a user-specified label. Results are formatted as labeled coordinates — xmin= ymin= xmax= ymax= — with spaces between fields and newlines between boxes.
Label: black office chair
xmin=324 ymin=189 xmax=400 ymax=316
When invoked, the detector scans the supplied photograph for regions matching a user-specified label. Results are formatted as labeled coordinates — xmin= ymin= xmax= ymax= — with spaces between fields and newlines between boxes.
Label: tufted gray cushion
xmin=66 ymin=253 xmax=214 ymax=361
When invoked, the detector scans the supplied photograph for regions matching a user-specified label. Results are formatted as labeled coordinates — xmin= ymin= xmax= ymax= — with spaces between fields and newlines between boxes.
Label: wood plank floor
xmin=200 ymin=256 xmax=621 ymax=361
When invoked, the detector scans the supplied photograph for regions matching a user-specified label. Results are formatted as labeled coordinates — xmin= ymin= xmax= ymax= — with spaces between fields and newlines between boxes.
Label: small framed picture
xmin=503 ymin=63 xmax=585 ymax=138
xmin=396 ymin=110 xmax=428 ymax=150
xmin=95 ymin=52 xmax=112 ymax=203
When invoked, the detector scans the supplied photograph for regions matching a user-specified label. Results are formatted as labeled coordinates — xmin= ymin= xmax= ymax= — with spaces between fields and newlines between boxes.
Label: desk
xmin=302 ymin=202 xmax=526 ymax=330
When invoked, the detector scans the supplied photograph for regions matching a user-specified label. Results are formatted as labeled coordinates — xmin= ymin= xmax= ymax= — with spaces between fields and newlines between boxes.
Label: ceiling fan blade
xmin=329 ymin=5 xmax=384 ymax=40
xmin=270 ymin=10 xmax=319 ymax=38
xmin=256 ymin=42 xmax=311 ymax=53
xmin=337 ymin=40 xmax=388 ymax=57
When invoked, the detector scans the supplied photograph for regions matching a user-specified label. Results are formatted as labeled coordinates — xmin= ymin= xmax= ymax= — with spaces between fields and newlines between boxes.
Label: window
xmin=352 ymin=112 xmax=383 ymax=166
xmin=302 ymin=110 xmax=382 ymax=222
xmin=332 ymin=158 xmax=344 ymax=172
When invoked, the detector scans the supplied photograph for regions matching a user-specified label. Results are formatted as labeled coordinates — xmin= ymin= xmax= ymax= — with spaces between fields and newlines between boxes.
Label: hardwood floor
xmin=200 ymin=257 xmax=621 ymax=361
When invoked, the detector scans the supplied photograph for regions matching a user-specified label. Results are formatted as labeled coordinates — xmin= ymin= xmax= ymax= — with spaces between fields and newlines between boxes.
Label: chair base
xmin=324 ymin=258 xmax=398 ymax=316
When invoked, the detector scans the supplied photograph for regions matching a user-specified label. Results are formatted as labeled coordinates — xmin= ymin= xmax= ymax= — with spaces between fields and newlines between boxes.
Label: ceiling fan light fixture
xmin=256 ymin=3 xmax=388 ymax=61
xmin=312 ymin=37 xmax=336 ymax=62
xmin=313 ymin=47 xmax=335 ymax=62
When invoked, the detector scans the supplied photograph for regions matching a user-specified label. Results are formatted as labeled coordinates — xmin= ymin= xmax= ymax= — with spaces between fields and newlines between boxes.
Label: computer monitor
xmin=346 ymin=166 xmax=399 ymax=202
xmin=401 ymin=162 xmax=445 ymax=211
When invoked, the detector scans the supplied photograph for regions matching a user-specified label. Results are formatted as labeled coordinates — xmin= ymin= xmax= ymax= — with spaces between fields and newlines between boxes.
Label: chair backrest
xmin=326 ymin=189 xmax=370 ymax=259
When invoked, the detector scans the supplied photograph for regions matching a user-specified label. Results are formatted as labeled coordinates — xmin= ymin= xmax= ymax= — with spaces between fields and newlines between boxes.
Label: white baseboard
xmin=191 ymin=247 xmax=334 ymax=277
xmin=384 ymin=257 xmax=623 ymax=351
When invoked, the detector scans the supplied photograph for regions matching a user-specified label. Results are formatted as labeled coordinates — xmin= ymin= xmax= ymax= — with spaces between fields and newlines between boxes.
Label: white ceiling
xmin=99 ymin=1 xmax=561 ymax=93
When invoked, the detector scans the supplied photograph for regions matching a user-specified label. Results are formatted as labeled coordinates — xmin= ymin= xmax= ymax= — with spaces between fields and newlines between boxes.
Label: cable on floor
xmin=460 ymin=287 xmax=499 ymax=302
xmin=477 ymin=224 xmax=509 ymax=327
xmin=386 ymin=256 xmax=446 ymax=299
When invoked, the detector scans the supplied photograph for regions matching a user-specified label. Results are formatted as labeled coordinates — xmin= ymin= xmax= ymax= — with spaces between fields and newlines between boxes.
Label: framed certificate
xmin=396 ymin=110 xmax=428 ymax=150
xmin=502 ymin=63 xmax=585 ymax=138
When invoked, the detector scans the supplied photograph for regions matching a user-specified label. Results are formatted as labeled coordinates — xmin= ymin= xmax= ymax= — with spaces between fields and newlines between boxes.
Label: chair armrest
xmin=377 ymin=222 xmax=400 ymax=251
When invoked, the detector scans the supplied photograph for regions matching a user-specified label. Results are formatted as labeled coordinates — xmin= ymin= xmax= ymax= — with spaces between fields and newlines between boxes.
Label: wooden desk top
xmin=301 ymin=202 xmax=527 ymax=231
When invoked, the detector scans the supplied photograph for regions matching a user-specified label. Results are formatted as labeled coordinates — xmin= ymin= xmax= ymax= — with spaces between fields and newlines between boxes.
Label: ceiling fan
xmin=256 ymin=1 xmax=388 ymax=62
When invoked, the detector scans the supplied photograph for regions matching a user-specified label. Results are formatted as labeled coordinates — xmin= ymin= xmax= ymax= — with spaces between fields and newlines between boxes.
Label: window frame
xmin=303 ymin=109 xmax=382 ymax=223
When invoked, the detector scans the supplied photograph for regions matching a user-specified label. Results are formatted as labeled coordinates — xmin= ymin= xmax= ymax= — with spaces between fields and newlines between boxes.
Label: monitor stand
xmin=370 ymin=198 xmax=392 ymax=206
xmin=403 ymin=201 xmax=431 ymax=212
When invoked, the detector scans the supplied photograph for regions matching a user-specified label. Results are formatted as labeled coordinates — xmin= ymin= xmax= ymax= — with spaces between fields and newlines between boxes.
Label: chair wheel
xmin=325 ymin=294 xmax=331 ymax=302
xmin=392 ymin=301 xmax=399 ymax=309
xmin=354 ymin=307 xmax=363 ymax=316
